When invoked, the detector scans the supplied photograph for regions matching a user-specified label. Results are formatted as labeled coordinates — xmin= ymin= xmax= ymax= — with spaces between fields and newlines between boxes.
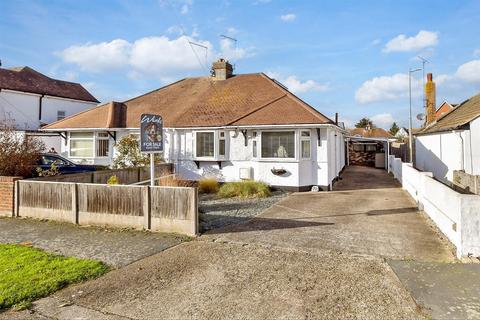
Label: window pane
xmin=219 ymin=139 xmax=225 ymax=156
xmin=261 ymin=131 xmax=295 ymax=158
xmin=301 ymin=140 xmax=311 ymax=158
xmin=97 ymin=132 xmax=109 ymax=138
xmin=57 ymin=111 xmax=66 ymax=121
xmin=70 ymin=140 xmax=94 ymax=157
xmin=301 ymin=131 xmax=310 ymax=137
xmin=353 ymin=144 xmax=364 ymax=152
xmin=96 ymin=139 xmax=109 ymax=157
xmin=366 ymin=144 xmax=377 ymax=152
xmin=196 ymin=132 xmax=214 ymax=157
xmin=253 ymin=140 xmax=257 ymax=158
xmin=70 ymin=132 xmax=93 ymax=139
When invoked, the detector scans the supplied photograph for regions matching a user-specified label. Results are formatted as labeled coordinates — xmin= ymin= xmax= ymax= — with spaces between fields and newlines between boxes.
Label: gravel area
xmin=0 ymin=218 xmax=186 ymax=268
xmin=198 ymin=191 xmax=287 ymax=232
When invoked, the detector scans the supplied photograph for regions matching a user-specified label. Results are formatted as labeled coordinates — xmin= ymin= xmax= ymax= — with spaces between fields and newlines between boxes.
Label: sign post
xmin=140 ymin=114 xmax=163 ymax=187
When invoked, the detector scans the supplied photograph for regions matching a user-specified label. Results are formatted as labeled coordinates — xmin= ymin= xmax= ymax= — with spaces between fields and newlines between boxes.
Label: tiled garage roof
xmin=44 ymin=73 xmax=335 ymax=129
xmin=0 ymin=66 xmax=98 ymax=102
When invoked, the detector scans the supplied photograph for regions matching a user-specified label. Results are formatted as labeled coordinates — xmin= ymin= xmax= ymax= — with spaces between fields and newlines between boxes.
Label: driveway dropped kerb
xmin=4 ymin=166 xmax=475 ymax=320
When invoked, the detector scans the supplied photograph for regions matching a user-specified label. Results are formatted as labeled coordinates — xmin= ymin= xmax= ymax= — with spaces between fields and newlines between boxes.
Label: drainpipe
xmin=38 ymin=94 xmax=44 ymax=122
xmin=453 ymin=130 xmax=465 ymax=171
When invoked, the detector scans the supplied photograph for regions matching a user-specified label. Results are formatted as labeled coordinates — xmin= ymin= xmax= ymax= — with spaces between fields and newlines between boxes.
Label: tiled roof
xmin=0 ymin=66 xmax=98 ymax=102
xmin=348 ymin=127 xmax=393 ymax=138
xmin=44 ymin=73 xmax=335 ymax=129
xmin=417 ymin=93 xmax=480 ymax=135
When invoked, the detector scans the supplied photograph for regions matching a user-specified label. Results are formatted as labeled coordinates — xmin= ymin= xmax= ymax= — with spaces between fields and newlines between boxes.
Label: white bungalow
xmin=44 ymin=59 xmax=345 ymax=191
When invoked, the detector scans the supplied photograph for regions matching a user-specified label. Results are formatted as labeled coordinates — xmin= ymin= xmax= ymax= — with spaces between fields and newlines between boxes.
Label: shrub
xmin=112 ymin=134 xmax=163 ymax=169
xmin=158 ymin=176 xmax=195 ymax=187
xmin=36 ymin=163 xmax=60 ymax=177
xmin=218 ymin=180 xmax=271 ymax=198
xmin=107 ymin=175 xmax=119 ymax=185
xmin=0 ymin=120 xmax=44 ymax=177
xmin=198 ymin=178 xmax=219 ymax=194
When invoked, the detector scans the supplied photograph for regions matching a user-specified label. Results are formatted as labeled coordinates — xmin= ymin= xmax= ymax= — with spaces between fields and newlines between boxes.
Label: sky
xmin=1 ymin=0 xmax=480 ymax=129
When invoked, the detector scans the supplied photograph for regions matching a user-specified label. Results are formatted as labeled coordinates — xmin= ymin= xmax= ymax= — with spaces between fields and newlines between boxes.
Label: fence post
xmin=14 ymin=180 xmax=20 ymax=217
xmin=71 ymin=183 xmax=79 ymax=224
xmin=142 ymin=186 xmax=151 ymax=230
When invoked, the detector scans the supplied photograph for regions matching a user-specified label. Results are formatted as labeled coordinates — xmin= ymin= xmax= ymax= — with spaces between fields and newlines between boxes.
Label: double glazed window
xmin=69 ymin=132 xmax=110 ymax=158
xmin=196 ymin=132 xmax=215 ymax=158
xmin=261 ymin=131 xmax=295 ymax=158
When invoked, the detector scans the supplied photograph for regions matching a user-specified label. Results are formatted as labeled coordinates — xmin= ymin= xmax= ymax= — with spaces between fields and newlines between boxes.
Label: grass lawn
xmin=0 ymin=244 xmax=108 ymax=310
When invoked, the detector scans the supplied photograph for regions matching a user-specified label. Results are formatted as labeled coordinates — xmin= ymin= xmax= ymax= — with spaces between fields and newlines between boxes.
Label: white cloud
xmin=455 ymin=60 xmax=480 ymax=84
xmin=371 ymin=38 xmax=381 ymax=45
xmin=267 ymin=72 xmax=329 ymax=94
xmin=57 ymin=39 xmax=131 ymax=72
xmin=58 ymin=35 xmax=253 ymax=81
xmin=227 ymin=27 xmax=238 ymax=35
xmin=371 ymin=113 xmax=395 ymax=129
xmin=383 ymin=30 xmax=438 ymax=53
xmin=355 ymin=73 xmax=421 ymax=104
xmin=280 ymin=13 xmax=296 ymax=22
xmin=474 ymin=48 xmax=480 ymax=57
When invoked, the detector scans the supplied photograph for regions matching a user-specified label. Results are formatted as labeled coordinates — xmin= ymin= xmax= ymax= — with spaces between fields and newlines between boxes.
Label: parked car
xmin=36 ymin=154 xmax=97 ymax=174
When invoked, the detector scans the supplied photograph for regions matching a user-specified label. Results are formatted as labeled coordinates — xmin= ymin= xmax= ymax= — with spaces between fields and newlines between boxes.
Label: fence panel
xmin=18 ymin=180 xmax=74 ymax=222
xmin=150 ymin=186 xmax=197 ymax=235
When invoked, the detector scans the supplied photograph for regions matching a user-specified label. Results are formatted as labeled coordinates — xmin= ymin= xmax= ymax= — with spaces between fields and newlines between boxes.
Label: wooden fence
xmin=15 ymin=180 xmax=198 ymax=236
xmin=32 ymin=164 xmax=173 ymax=185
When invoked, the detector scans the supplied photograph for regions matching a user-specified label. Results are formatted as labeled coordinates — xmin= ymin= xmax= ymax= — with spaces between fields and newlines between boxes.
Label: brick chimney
xmin=425 ymin=73 xmax=436 ymax=125
xmin=211 ymin=58 xmax=233 ymax=80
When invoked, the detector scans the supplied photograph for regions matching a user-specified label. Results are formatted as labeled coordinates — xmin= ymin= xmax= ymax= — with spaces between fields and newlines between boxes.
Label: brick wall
xmin=0 ymin=176 xmax=22 ymax=217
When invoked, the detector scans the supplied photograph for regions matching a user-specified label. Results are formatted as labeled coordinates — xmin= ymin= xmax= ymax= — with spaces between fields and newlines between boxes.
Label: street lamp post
xmin=408 ymin=68 xmax=421 ymax=163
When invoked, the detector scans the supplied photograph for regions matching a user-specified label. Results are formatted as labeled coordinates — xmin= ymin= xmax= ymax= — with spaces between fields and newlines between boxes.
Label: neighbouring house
xmin=0 ymin=66 xmax=98 ymax=151
xmin=43 ymin=59 xmax=346 ymax=191
xmin=395 ymin=127 xmax=408 ymax=139
xmin=415 ymin=93 xmax=480 ymax=184
xmin=435 ymin=101 xmax=457 ymax=120
xmin=415 ymin=73 xmax=480 ymax=185
xmin=347 ymin=126 xmax=393 ymax=168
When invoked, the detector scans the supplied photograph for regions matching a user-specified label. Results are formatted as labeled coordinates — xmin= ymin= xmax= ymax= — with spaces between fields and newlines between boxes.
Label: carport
xmin=346 ymin=136 xmax=395 ymax=170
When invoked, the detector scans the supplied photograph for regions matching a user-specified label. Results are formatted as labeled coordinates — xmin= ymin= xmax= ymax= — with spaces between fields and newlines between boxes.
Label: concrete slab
xmin=19 ymin=241 xmax=423 ymax=320
xmin=388 ymin=260 xmax=480 ymax=319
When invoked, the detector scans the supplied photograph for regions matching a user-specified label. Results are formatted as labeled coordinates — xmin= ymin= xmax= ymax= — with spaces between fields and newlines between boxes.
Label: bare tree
xmin=0 ymin=120 xmax=44 ymax=176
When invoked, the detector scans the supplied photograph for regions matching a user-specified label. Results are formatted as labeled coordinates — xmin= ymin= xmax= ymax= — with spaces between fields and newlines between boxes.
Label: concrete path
xmin=0 ymin=217 xmax=186 ymax=267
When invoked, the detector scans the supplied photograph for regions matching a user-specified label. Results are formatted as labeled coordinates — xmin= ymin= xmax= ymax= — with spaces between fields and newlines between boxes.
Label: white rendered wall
xmin=0 ymin=90 xmax=40 ymax=129
xmin=41 ymin=96 xmax=97 ymax=125
xmin=0 ymin=89 xmax=97 ymax=130
xmin=389 ymin=155 xmax=480 ymax=258
xmin=415 ymin=131 xmax=469 ymax=184
xmin=469 ymin=118 xmax=480 ymax=175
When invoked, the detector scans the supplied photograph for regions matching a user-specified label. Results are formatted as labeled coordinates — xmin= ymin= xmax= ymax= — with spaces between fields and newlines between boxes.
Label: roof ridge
xmin=259 ymin=73 xmax=335 ymax=125
xmin=226 ymin=94 xmax=287 ymax=125
xmin=122 ymin=78 xmax=188 ymax=104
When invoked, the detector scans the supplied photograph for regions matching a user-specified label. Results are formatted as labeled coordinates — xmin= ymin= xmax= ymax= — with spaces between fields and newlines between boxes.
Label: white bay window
xmin=261 ymin=131 xmax=295 ymax=159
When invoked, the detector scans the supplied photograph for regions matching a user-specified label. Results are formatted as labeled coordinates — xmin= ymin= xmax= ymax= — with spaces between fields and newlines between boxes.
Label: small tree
xmin=355 ymin=117 xmax=374 ymax=129
xmin=0 ymin=120 xmax=44 ymax=176
xmin=112 ymin=134 xmax=162 ymax=169
xmin=389 ymin=122 xmax=400 ymax=136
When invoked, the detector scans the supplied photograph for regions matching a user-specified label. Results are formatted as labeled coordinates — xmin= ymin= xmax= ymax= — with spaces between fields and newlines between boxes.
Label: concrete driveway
xmin=206 ymin=166 xmax=455 ymax=262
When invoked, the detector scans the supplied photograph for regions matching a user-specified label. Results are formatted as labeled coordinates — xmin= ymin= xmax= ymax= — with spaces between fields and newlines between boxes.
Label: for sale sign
xmin=140 ymin=114 xmax=163 ymax=153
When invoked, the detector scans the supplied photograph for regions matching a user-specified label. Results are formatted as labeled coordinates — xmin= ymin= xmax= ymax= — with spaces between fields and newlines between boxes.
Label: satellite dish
xmin=416 ymin=113 xmax=426 ymax=121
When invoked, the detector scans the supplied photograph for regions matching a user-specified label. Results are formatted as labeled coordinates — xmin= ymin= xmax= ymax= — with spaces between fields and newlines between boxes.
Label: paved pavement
xmin=2 ymin=166 xmax=475 ymax=319
xmin=388 ymin=260 xmax=480 ymax=320
xmin=0 ymin=217 xmax=186 ymax=267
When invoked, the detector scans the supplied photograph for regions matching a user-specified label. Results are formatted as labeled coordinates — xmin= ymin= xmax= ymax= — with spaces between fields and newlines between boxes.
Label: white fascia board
xmin=1 ymin=88 xmax=42 ymax=97
xmin=43 ymin=95 xmax=98 ymax=104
